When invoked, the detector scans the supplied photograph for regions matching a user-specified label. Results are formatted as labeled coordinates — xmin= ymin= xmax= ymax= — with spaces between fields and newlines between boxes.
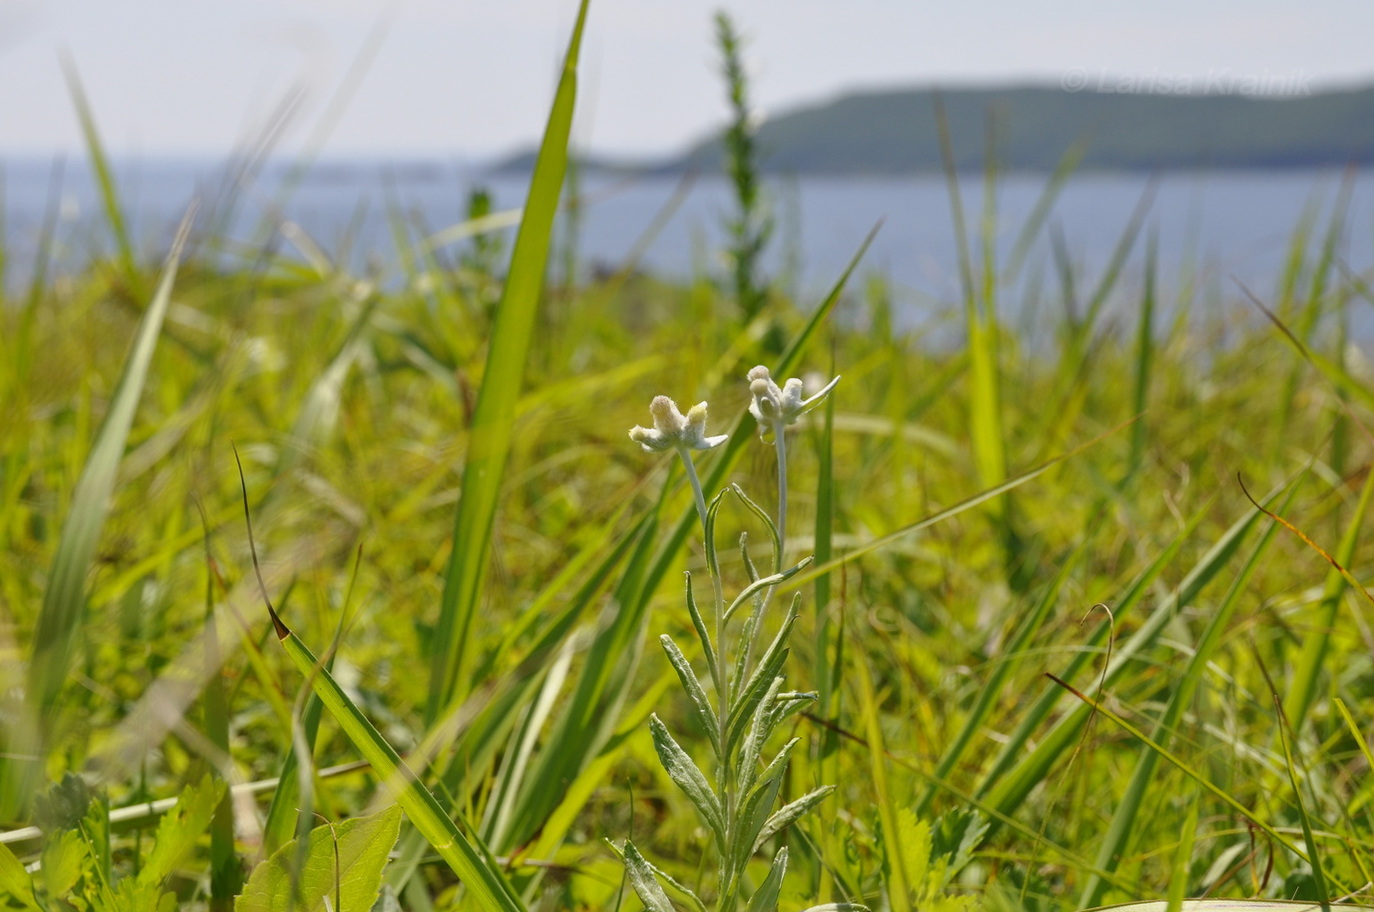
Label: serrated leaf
xmin=930 ymin=808 xmax=987 ymax=884
xmin=39 ymin=829 xmax=88 ymax=898
xmin=746 ymin=847 xmax=788 ymax=912
xmin=649 ymin=714 xmax=725 ymax=846
xmin=660 ymin=635 xmax=720 ymax=758
xmin=0 ymin=841 xmax=41 ymax=911
xmin=235 ymin=804 xmax=402 ymax=912
xmin=754 ymin=785 xmax=835 ymax=852
xmin=138 ymin=774 xmax=224 ymax=889
xmin=622 ymin=840 xmax=675 ymax=912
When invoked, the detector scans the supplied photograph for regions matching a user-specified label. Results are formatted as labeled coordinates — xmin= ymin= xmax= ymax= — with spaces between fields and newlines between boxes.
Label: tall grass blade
xmin=428 ymin=0 xmax=591 ymax=717
xmin=1 ymin=208 xmax=195 ymax=819
xmin=1128 ymin=230 xmax=1157 ymax=480
xmin=1274 ymin=697 xmax=1330 ymax=910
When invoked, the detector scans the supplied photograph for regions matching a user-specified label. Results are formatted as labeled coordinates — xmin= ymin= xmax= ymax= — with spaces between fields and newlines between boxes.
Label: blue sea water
xmin=3 ymin=155 xmax=1371 ymax=336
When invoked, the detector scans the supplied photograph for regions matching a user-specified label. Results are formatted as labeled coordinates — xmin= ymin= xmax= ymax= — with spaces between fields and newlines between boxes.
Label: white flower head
xmin=629 ymin=395 xmax=729 ymax=453
xmin=747 ymin=365 xmax=840 ymax=443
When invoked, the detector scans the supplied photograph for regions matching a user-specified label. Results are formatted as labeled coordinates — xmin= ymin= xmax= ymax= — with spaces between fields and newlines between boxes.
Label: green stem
xmin=775 ymin=430 xmax=788 ymax=569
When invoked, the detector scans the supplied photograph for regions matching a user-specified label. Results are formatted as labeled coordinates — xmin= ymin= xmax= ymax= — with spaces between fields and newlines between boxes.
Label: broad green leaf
xmin=622 ymin=840 xmax=675 ymax=912
xmin=235 ymin=804 xmax=402 ymax=912
xmin=746 ymin=847 xmax=788 ymax=912
xmin=648 ymin=714 xmax=725 ymax=845
xmin=737 ymin=678 xmax=785 ymax=798
xmin=735 ymin=739 xmax=797 ymax=867
xmin=605 ymin=837 xmax=707 ymax=912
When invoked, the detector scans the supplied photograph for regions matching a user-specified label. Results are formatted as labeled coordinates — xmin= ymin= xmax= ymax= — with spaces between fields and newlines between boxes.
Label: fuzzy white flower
xmin=629 ymin=395 xmax=728 ymax=453
xmin=747 ymin=366 xmax=839 ymax=443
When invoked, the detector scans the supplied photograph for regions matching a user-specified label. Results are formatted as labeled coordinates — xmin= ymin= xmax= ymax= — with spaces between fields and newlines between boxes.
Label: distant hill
xmin=490 ymin=83 xmax=1374 ymax=175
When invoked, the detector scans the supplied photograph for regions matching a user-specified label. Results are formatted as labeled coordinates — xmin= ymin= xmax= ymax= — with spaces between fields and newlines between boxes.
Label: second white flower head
xmin=747 ymin=365 xmax=840 ymax=443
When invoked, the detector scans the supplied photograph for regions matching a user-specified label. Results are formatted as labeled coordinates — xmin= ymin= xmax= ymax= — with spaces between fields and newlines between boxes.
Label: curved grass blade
xmin=428 ymin=0 xmax=591 ymax=717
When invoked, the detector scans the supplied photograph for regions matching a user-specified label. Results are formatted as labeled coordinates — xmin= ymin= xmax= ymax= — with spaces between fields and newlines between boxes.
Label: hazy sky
xmin=3 ymin=0 xmax=1372 ymax=161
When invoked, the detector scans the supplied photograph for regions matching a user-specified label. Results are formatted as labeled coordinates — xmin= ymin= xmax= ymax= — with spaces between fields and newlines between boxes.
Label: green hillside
xmin=655 ymin=83 xmax=1374 ymax=173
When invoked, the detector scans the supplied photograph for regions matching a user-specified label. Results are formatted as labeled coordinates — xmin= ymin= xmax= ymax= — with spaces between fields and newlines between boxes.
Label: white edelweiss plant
xmin=621 ymin=369 xmax=866 ymax=912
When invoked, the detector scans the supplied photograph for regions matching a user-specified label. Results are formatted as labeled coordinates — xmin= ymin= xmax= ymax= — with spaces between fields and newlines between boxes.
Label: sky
xmin=3 ymin=0 xmax=1374 ymax=162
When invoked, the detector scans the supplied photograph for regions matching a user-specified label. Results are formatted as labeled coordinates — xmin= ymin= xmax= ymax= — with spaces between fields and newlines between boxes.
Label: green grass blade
xmin=913 ymin=525 xmax=1099 ymax=817
xmin=237 ymin=458 xmax=526 ymax=912
xmin=428 ymin=0 xmax=591 ymax=716
xmin=1 ymin=209 xmax=195 ymax=818
xmin=1128 ymin=230 xmax=1157 ymax=480
xmin=199 ymin=510 xmax=239 ymax=910
xmin=1166 ymin=788 xmax=1201 ymax=912
xmin=1274 ymin=696 xmax=1330 ymax=910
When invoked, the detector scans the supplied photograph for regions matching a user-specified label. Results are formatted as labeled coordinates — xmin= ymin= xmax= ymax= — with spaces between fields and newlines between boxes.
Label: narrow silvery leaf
xmin=622 ymin=841 xmax=676 ymax=912
xmin=683 ymin=573 xmax=717 ymax=680
xmin=649 ymin=714 xmax=726 ymax=847
xmin=745 ymin=847 xmax=789 ymax=912
xmin=754 ymin=786 xmax=835 ymax=852
xmin=726 ymin=606 xmax=798 ymax=758
xmin=738 ymin=678 xmax=784 ymax=798
xmin=604 ymin=839 xmax=706 ymax=912
xmin=723 ymin=561 xmax=811 ymax=623
xmin=734 ymin=751 xmax=788 ymax=870
xmin=731 ymin=600 xmax=763 ymax=699
xmin=800 ymin=904 xmax=871 ymax=911
xmin=660 ymin=635 xmax=721 ymax=758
